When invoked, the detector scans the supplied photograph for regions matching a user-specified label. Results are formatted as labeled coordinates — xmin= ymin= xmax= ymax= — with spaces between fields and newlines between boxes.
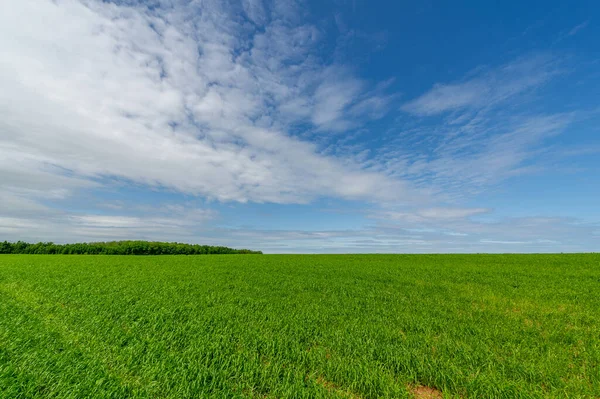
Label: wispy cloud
xmin=401 ymin=54 xmax=561 ymax=116
xmin=362 ymin=112 xmax=576 ymax=201
xmin=376 ymin=207 xmax=491 ymax=223
xmin=568 ymin=20 xmax=589 ymax=36
xmin=359 ymin=54 xmax=579 ymax=200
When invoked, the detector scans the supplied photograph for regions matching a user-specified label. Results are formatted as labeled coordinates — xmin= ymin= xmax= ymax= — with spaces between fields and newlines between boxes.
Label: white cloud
xmin=0 ymin=201 xmax=218 ymax=243
xmin=479 ymin=240 xmax=530 ymax=245
xmin=312 ymin=75 xmax=363 ymax=129
xmin=417 ymin=207 xmax=490 ymax=219
xmin=0 ymin=0 xmax=402 ymax=209
xmin=242 ymin=0 xmax=267 ymax=25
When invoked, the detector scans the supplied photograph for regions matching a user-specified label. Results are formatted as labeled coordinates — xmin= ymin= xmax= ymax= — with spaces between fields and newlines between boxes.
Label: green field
xmin=1 ymin=254 xmax=599 ymax=398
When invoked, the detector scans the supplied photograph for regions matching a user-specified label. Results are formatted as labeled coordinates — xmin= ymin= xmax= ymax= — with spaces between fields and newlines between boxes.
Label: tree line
xmin=0 ymin=241 xmax=262 ymax=255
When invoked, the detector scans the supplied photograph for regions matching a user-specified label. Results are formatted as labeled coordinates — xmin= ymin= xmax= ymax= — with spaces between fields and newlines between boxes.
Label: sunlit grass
xmin=1 ymin=254 xmax=599 ymax=398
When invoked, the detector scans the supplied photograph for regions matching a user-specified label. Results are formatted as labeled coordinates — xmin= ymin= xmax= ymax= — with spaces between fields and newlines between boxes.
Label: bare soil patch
xmin=409 ymin=385 xmax=443 ymax=399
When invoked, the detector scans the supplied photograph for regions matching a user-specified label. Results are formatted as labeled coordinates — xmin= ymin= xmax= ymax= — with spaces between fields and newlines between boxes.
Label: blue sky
xmin=1 ymin=0 xmax=599 ymax=253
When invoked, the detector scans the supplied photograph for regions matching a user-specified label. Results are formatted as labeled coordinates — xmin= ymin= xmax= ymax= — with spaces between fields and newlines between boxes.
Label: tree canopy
xmin=0 ymin=241 xmax=262 ymax=255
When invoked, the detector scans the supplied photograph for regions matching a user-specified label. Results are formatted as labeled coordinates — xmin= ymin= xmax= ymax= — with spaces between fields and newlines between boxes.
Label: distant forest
xmin=0 ymin=241 xmax=262 ymax=255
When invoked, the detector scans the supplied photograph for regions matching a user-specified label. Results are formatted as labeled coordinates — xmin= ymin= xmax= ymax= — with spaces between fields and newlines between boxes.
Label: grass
xmin=0 ymin=254 xmax=599 ymax=398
